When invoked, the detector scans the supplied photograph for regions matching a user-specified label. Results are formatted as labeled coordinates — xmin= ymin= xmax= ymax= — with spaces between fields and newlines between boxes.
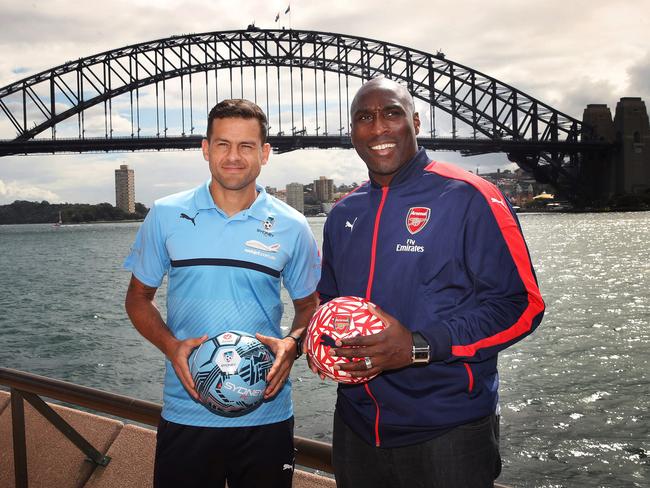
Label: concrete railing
xmin=0 ymin=367 xmax=332 ymax=487
xmin=0 ymin=367 xmax=512 ymax=488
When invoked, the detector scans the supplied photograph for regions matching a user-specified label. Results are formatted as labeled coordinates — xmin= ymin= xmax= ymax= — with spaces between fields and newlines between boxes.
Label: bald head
xmin=351 ymin=78 xmax=415 ymax=116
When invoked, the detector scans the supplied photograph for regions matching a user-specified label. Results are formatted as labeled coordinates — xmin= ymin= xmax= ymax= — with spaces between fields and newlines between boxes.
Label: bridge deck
xmin=0 ymin=135 xmax=609 ymax=157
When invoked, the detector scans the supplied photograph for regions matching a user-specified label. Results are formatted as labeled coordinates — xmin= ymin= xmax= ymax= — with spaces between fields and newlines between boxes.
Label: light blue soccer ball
xmin=189 ymin=331 xmax=273 ymax=417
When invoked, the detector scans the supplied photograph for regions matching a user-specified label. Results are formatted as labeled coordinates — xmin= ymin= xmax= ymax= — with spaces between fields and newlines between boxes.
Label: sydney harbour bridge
xmin=0 ymin=27 xmax=618 ymax=203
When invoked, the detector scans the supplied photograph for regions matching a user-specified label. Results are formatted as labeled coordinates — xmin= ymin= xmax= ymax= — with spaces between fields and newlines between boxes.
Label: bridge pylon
xmin=581 ymin=98 xmax=650 ymax=205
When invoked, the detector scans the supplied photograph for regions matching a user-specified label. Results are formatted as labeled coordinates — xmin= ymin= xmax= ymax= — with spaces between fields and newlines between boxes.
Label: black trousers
xmin=153 ymin=417 xmax=295 ymax=488
xmin=332 ymin=410 xmax=501 ymax=488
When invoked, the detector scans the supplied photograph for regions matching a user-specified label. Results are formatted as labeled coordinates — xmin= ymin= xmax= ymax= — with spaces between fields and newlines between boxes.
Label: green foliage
xmin=0 ymin=201 xmax=149 ymax=225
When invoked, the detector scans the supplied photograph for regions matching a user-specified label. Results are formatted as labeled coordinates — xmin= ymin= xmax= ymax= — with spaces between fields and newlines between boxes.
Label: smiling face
xmin=201 ymin=117 xmax=270 ymax=195
xmin=350 ymin=79 xmax=420 ymax=186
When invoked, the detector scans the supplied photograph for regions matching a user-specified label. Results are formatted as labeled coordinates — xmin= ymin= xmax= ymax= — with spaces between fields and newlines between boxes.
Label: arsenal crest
xmin=406 ymin=207 xmax=431 ymax=234
xmin=332 ymin=315 xmax=351 ymax=332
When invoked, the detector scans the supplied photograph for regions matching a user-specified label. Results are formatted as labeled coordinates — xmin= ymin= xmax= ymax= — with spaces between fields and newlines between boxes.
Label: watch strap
xmin=285 ymin=334 xmax=303 ymax=359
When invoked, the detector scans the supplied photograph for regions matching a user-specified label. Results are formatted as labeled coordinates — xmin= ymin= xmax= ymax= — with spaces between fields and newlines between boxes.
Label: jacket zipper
xmin=364 ymin=185 xmax=389 ymax=447
xmin=364 ymin=383 xmax=381 ymax=447
xmin=365 ymin=186 xmax=389 ymax=300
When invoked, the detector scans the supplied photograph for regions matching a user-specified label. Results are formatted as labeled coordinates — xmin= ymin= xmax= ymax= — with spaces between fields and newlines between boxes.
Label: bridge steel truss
xmin=0 ymin=28 xmax=610 ymax=198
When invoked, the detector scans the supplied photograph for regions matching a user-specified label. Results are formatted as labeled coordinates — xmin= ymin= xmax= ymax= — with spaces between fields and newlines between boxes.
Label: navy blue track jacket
xmin=317 ymin=148 xmax=545 ymax=448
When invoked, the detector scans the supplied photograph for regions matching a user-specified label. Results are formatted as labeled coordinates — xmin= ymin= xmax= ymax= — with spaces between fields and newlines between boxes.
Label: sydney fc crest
xmin=406 ymin=207 xmax=430 ymax=234
xmin=263 ymin=216 xmax=275 ymax=231
xmin=258 ymin=215 xmax=275 ymax=237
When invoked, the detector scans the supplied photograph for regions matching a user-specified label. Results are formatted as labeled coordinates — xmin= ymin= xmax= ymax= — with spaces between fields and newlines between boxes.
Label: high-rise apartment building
xmin=115 ymin=164 xmax=135 ymax=213
xmin=313 ymin=176 xmax=334 ymax=202
xmin=285 ymin=182 xmax=304 ymax=213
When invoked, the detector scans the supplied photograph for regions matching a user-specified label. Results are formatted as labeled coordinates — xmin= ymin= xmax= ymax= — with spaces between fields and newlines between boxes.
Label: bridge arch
xmin=1 ymin=28 xmax=585 ymax=141
xmin=0 ymin=27 xmax=608 ymax=197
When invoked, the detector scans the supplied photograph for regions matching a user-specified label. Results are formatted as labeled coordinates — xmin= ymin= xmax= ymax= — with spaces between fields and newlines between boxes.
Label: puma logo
xmin=490 ymin=197 xmax=507 ymax=209
xmin=345 ymin=217 xmax=358 ymax=231
xmin=180 ymin=212 xmax=199 ymax=226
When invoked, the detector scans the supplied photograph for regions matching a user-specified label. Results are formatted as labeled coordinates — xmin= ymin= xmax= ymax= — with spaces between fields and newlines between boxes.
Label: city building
xmin=313 ymin=176 xmax=334 ymax=203
xmin=115 ymin=164 xmax=135 ymax=213
xmin=479 ymin=168 xmax=550 ymax=207
xmin=286 ymin=182 xmax=304 ymax=213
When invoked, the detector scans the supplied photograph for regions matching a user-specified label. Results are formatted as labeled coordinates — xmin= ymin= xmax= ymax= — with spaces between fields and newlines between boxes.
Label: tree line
xmin=0 ymin=200 xmax=149 ymax=225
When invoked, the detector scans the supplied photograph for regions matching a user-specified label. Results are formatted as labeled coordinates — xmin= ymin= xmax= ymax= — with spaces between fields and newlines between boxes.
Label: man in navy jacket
xmin=315 ymin=77 xmax=545 ymax=487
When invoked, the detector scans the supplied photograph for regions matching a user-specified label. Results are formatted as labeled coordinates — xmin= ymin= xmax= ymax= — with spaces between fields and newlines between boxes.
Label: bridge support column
xmin=613 ymin=97 xmax=650 ymax=196
xmin=581 ymin=104 xmax=616 ymax=205
xmin=582 ymin=98 xmax=650 ymax=205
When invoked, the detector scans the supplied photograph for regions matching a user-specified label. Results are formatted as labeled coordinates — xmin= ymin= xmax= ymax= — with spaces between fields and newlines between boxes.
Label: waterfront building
xmin=115 ymin=164 xmax=135 ymax=214
xmin=286 ymin=182 xmax=304 ymax=213
xmin=479 ymin=168 xmax=549 ymax=206
xmin=313 ymin=176 xmax=334 ymax=203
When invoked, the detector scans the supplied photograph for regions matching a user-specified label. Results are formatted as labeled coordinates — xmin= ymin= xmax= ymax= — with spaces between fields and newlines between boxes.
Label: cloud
xmin=626 ymin=52 xmax=650 ymax=102
xmin=0 ymin=179 xmax=60 ymax=204
xmin=549 ymin=77 xmax=620 ymax=120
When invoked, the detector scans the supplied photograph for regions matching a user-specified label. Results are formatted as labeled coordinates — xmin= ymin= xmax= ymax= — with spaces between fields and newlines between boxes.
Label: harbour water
xmin=0 ymin=212 xmax=648 ymax=487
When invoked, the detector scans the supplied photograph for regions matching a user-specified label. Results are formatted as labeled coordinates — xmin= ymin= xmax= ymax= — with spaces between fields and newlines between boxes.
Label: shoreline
xmin=517 ymin=207 xmax=650 ymax=214
xmin=2 ymin=208 xmax=650 ymax=225
xmin=0 ymin=219 xmax=145 ymax=226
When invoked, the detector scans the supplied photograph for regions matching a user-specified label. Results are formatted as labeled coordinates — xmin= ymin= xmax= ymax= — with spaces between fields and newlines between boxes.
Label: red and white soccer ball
xmin=306 ymin=296 xmax=386 ymax=384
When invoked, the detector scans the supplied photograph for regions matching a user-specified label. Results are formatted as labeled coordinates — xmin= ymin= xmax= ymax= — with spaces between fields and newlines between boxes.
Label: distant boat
xmin=53 ymin=211 xmax=62 ymax=228
xmin=546 ymin=202 xmax=569 ymax=211
xmin=315 ymin=212 xmax=327 ymax=217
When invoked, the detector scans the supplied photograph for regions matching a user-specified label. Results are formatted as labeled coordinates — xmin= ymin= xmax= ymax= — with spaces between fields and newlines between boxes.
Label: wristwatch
xmin=411 ymin=332 xmax=430 ymax=364
xmin=285 ymin=334 xmax=303 ymax=359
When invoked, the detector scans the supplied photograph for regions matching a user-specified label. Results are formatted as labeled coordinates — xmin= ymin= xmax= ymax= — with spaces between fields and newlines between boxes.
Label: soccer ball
xmin=189 ymin=331 xmax=273 ymax=417
xmin=306 ymin=296 xmax=386 ymax=384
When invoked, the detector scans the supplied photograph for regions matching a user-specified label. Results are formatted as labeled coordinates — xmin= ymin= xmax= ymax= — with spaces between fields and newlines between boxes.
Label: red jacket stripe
xmin=425 ymin=161 xmax=545 ymax=357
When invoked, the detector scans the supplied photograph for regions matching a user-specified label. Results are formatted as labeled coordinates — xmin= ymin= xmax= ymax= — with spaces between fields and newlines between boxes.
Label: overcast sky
xmin=1 ymin=0 xmax=648 ymax=205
